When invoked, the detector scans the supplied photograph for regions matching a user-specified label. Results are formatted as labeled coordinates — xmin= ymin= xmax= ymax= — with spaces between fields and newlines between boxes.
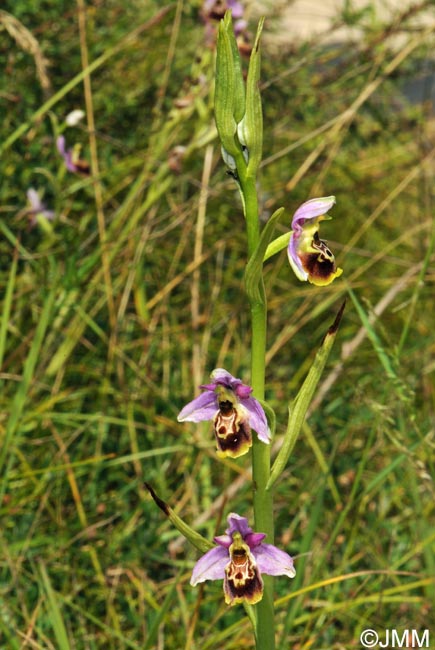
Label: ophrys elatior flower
xmin=288 ymin=196 xmax=342 ymax=286
xmin=177 ymin=368 xmax=270 ymax=458
xmin=191 ymin=513 xmax=295 ymax=605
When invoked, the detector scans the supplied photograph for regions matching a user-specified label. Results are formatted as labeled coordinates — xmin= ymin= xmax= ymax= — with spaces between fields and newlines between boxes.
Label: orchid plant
xmin=146 ymin=8 xmax=344 ymax=649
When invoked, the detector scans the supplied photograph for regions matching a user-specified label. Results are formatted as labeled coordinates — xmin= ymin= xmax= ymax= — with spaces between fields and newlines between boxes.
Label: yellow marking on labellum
xmin=312 ymin=231 xmax=335 ymax=262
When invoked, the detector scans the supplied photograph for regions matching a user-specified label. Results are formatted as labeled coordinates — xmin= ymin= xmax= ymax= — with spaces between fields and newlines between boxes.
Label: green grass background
xmin=1 ymin=1 xmax=434 ymax=648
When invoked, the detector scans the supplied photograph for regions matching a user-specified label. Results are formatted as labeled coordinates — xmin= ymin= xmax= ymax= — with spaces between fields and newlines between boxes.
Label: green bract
xmin=145 ymin=483 xmax=213 ymax=554
xmin=244 ymin=207 xmax=284 ymax=305
xmin=238 ymin=17 xmax=264 ymax=176
xmin=267 ymin=302 xmax=346 ymax=490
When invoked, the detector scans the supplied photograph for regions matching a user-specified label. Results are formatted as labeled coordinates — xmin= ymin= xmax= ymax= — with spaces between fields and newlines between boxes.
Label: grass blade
xmin=0 ymin=247 xmax=18 ymax=374
xmin=39 ymin=562 xmax=71 ymax=650
xmin=0 ymin=287 xmax=56 ymax=476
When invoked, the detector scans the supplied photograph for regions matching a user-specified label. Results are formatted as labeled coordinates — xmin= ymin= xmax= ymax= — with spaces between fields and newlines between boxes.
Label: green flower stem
xmin=243 ymin=176 xmax=261 ymax=254
xmin=241 ymin=172 xmax=276 ymax=650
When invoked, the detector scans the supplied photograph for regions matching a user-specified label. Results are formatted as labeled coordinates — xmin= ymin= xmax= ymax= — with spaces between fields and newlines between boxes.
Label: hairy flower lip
xmin=190 ymin=513 xmax=295 ymax=605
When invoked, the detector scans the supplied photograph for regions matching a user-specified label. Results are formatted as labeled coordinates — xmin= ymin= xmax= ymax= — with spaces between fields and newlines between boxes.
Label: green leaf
xmin=244 ymin=207 xmax=284 ymax=305
xmin=40 ymin=562 xmax=72 ymax=650
xmin=267 ymin=301 xmax=345 ymax=490
xmin=144 ymin=578 xmax=180 ymax=650
xmin=0 ymin=286 xmax=56 ymax=476
xmin=0 ymin=247 xmax=18 ymax=374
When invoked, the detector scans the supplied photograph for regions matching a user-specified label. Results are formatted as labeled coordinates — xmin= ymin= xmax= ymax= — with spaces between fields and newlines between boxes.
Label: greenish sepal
xmin=244 ymin=207 xmax=284 ymax=304
xmin=264 ymin=231 xmax=291 ymax=262
xmin=215 ymin=18 xmax=241 ymax=156
xmin=258 ymin=398 xmax=276 ymax=438
xmin=266 ymin=301 xmax=346 ymax=490
xmin=241 ymin=17 xmax=264 ymax=176
xmin=145 ymin=483 xmax=214 ymax=553
xmin=237 ymin=121 xmax=247 ymax=147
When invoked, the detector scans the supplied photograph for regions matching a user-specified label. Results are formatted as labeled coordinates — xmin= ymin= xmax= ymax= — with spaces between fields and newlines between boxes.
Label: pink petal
xmin=253 ymin=543 xmax=296 ymax=578
xmin=177 ymin=391 xmax=218 ymax=423
xmin=243 ymin=397 xmax=271 ymax=443
xmin=190 ymin=546 xmax=228 ymax=585
xmin=226 ymin=513 xmax=252 ymax=538
xmin=210 ymin=368 xmax=235 ymax=384
xmin=245 ymin=532 xmax=266 ymax=548
xmin=213 ymin=533 xmax=232 ymax=548
xmin=288 ymin=232 xmax=308 ymax=281
xmin=210 ymin=368 xmax=252 ymax=398
xmin=292 ymin=196 xmax=336 ymax=230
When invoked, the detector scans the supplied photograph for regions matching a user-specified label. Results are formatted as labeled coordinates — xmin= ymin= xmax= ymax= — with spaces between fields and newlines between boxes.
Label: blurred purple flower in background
xmin=202 ymin=0 xmax=248 ymax=47
xmin=26 ymin=188 xmax=55 ymax=226
xmin=57 ymin=135 xmax=89 ymax=175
